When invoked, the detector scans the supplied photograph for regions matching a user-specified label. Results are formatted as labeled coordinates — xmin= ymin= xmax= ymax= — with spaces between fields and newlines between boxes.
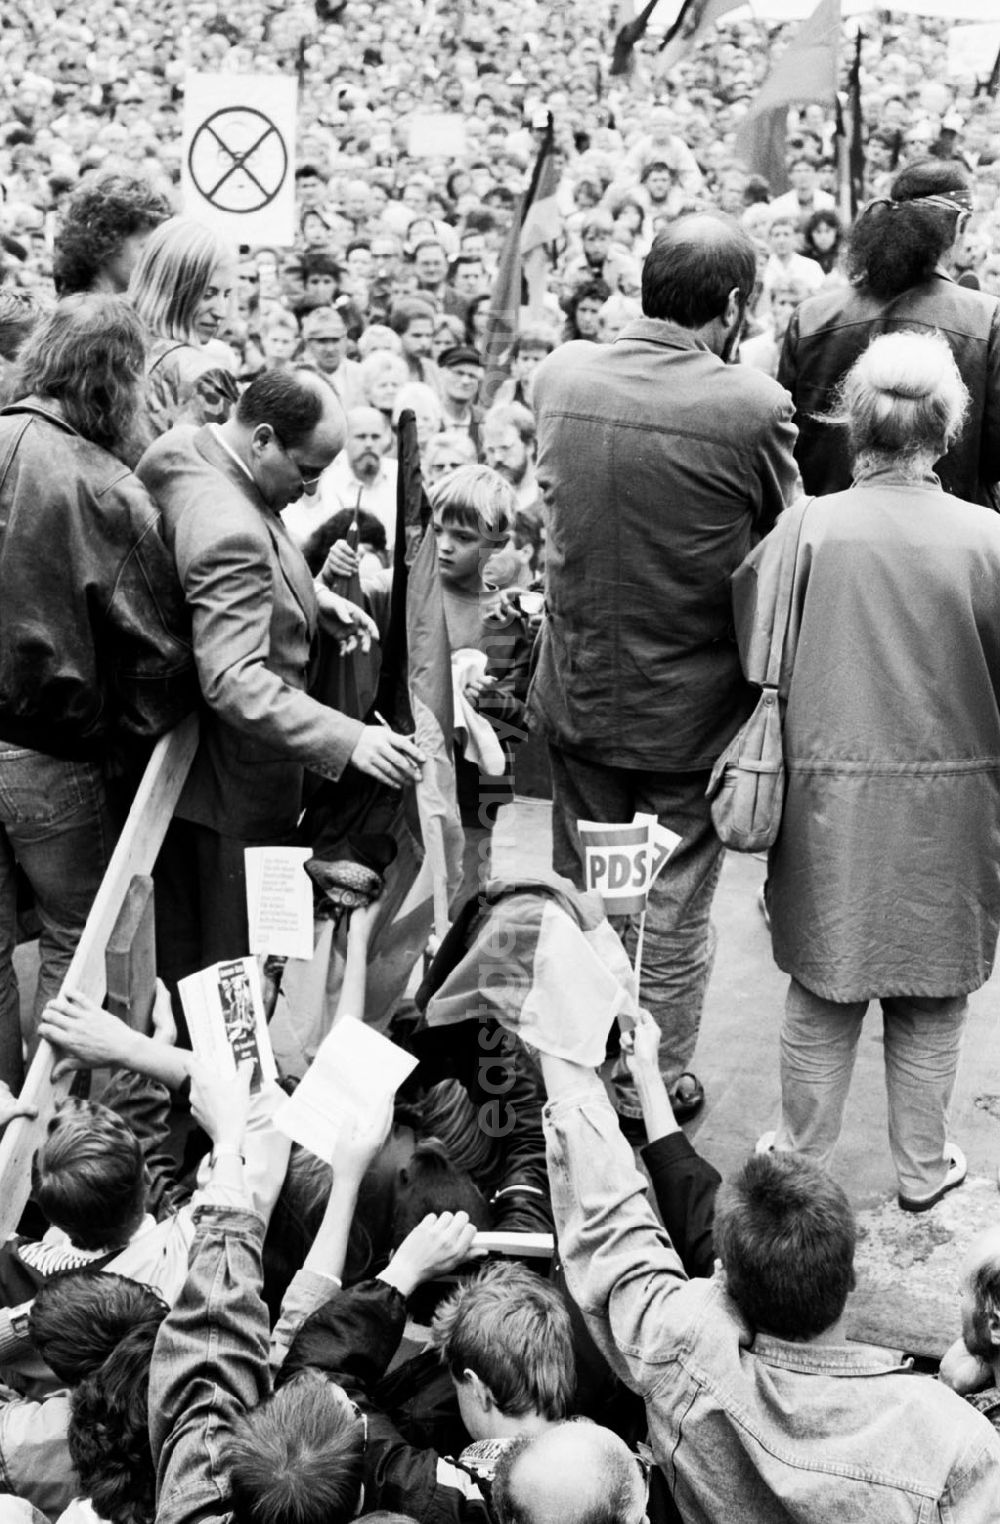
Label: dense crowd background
xmin=1 ymin=0 xmax=999 ymax=377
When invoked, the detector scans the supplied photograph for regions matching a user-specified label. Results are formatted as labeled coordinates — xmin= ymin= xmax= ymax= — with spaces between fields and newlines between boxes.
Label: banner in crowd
xmin=182 ymin=72 xmax=297 ymax=245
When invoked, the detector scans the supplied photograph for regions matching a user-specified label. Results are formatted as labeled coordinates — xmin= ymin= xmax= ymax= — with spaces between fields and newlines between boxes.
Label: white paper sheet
xmin=245 ymin=846 xmax=314 ymax=960
xmin=275 ymin=1016 xmax=418 ymax=1161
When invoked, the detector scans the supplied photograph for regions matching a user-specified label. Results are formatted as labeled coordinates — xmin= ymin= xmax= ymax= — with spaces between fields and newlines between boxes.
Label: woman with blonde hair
xmin=744 ymin=330 xmax=1000 ymax=1211
xmin=129 ymin=216 xmax=239 ymax=435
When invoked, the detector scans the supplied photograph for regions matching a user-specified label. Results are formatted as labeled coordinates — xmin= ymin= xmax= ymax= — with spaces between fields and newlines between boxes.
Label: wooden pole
xmin=0 ymin=716 xmax=198 ymax=1240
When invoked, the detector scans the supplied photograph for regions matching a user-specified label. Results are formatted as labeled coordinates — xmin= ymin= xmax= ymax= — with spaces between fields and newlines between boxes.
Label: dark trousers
xmin=153 ymin=817 xmax=258 ymax=994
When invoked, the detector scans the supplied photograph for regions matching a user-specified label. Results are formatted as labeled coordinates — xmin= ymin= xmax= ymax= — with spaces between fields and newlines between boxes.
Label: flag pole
xmin=634 ymin=906 xmax=648 ymax=990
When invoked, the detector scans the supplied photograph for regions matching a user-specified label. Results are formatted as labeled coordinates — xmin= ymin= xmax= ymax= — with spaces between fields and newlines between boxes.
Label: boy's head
xmin=31 ymin=1269 xmax=168 ymax=1386
xmin=432 ymin=1261 xmax=576 ymax=1441
xmin=31 ymin=1100 xmax=148 ymax=1251
xmin=430 ymin=464 xmax=517 ymax=590
xmin=767 ymin=216 xmax=798 ymax=256
xmin=768 ymin=281 xmax=805 ymax=342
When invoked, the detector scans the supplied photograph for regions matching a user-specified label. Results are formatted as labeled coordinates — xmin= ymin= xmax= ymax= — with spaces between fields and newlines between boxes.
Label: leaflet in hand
xmin=275 ymin=1015 xmax=418 ymax=1161
xmin=178 ymin=956 xmax=277 ymax=1093
xmin=245 ymin=846 xmax=314 ymax=960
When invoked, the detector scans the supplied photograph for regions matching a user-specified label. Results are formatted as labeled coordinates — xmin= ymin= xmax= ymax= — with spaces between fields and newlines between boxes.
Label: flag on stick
xmin=480 ymin=116 xmax=559 ymax=405
xmin=734 ymin=0 xmax=841 ymax=197
xmin=610 ymin=0 xmax=663 ymax=77
xmin=658 ymin=0 xmax=740 ymax=74
xmin=845 ymin=29 xmax=865 ymax=219
xmin=579 ymin=813 xmax=681 ymax=986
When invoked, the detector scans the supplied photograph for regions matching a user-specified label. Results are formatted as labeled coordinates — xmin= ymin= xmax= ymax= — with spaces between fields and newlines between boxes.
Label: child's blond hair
xmin=430 ymin=463 xmax=517 ymax=540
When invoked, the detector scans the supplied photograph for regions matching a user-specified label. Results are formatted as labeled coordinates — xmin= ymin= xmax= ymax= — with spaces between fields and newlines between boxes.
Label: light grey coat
xmin=734 ymin=469 xmax=1000 ymax=1000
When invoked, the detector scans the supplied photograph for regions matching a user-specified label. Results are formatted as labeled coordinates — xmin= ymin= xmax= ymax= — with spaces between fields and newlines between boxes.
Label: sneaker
xmin=898 ymin=1143 xmax=967 ymax=1213
xmin=755 ymin=1129 xmax=776 ymax=1154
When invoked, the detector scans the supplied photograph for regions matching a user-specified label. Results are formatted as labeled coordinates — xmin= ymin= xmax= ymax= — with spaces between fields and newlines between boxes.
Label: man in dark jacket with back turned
xmin=0 ymin=293 xmax=196 ymax=1089
xmin=528 ymin=216 xmax=798 ymax=1125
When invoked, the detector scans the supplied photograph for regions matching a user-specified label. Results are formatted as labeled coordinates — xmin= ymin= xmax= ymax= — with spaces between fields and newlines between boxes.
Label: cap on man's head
xmin=438 ymin=345 xmax=483 ymax=370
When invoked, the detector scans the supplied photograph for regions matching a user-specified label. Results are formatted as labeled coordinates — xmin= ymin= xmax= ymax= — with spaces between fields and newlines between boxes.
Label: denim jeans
xmin=774 ymin=977 xmax=968 ymax=1200
xmin=548 ymin=747 xmax=724 ymax=1091
xmin=0 ymin=745 xmax=114 ymax=1089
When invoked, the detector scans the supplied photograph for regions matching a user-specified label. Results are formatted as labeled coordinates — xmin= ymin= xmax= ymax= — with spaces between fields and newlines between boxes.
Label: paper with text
xmin=245 ymin=846 xmax=314 ymax=960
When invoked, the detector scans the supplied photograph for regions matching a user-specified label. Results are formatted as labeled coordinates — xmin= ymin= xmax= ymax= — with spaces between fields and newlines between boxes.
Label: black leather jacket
xmin=778 ymin=271 xmax=1000 ymax=507
xmin=0 ymin=398 xmax=196 ymax=768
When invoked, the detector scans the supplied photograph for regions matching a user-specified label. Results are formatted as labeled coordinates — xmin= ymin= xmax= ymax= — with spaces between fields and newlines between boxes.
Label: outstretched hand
xmin=39 ymin=989 xmax=138 ymax=1079
xmin=315 ymin=586 xmax=379 ymax=654
xmin=381 ymin=1210 xmax=484 ymax=1298
xmin=190 ymin=1059 xmax=254 ymax=1152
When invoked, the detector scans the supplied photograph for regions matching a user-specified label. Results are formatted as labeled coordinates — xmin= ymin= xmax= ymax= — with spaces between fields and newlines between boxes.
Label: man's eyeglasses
xmin=271 ymin=429 xmax=326 ymax=489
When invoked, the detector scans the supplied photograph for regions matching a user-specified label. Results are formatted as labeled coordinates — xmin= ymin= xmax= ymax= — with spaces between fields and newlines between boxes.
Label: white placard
xmin=245 ymin=846 xmax=314 ymax=960
xmin=182 ymin=72 xmax=297 ymax=245
xmin=408 ymin=113 xmax=468 ymax=159
xmin=275 ymin=1015 xmax=418 ymax=1161
xmin=948 ymin=24 xmax=1000 ymax=78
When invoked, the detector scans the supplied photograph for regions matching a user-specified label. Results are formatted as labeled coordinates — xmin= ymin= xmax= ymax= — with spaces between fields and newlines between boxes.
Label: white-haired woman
xmin=129 ymin=216 xmax=239 ymax=436
xmin=742 ymin=330 xmax=1000 ymax=1211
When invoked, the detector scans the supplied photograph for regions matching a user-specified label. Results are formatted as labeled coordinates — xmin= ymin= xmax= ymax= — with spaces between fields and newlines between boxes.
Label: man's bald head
xmin=492 ymin=1423 xmax=646 ymax=1524
xmin=641 ymin=212 xmax=756 ymax=329
xmin=231 ymin=366 xmax=346 ymax=510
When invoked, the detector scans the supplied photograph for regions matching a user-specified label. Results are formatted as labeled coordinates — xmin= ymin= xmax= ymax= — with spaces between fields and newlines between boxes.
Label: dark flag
xmin=846 ymin=30 xmax=865 ymax=218
xmin=611 ymin=0 xmax=665 ymax=78
xmin=658 ymin=0 xmax=739 ymax=72
xmin=480 ymin=116 xmax=559 ymax=407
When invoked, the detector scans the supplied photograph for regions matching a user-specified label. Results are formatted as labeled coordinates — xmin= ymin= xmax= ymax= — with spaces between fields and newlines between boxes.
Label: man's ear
xmin=723 ymin=286 xmax=741 ymax=329
xmin=463 ymin=1368 xmax=495 ymax=1411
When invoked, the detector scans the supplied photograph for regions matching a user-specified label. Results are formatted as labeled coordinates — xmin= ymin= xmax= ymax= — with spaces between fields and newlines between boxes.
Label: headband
xmin=866 ymin=188 xmax=973 ymax=216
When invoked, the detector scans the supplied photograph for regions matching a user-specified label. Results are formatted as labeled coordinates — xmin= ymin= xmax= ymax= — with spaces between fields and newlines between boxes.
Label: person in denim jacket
xmin=540 ymin=1047 xmax=1000 ymax=1523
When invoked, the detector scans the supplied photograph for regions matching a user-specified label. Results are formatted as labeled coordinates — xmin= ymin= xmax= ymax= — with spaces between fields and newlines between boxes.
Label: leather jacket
xmin=0 ymin=398 xmax=196 ymax=768
xmin=778 ymin=271 xmax=1000 ymax=507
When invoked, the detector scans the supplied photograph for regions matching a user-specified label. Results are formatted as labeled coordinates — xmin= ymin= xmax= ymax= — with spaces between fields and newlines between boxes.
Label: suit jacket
xmin=137 ymin=425 xmax=364 ymax=839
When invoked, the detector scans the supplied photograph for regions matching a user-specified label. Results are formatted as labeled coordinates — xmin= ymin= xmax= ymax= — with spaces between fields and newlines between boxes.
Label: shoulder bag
xmin=706 ymin=498 xmax=810 ymax=852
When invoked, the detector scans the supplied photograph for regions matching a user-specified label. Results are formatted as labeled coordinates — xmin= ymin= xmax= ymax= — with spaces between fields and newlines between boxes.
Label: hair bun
xmin=884 ymin=375 xmax=936 ymax=400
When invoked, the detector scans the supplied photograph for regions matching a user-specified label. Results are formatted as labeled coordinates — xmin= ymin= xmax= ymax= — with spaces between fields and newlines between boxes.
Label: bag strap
xmin=763 ymin=496 xmax=812 ymax=689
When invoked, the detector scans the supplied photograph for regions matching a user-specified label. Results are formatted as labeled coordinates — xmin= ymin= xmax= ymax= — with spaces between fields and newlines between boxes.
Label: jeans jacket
xmin=544 ymin=1076 xmax=1000 ymax=1523
xmin=149 ymin=1203 xmax=269 ymax=1524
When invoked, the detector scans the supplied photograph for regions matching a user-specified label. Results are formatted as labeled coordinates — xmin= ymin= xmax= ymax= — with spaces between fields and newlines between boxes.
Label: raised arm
xmin=150 ymin=1063 xmax=272 ymax=1524
xmin=540 ymin=1051 xmax=694 ymax=1400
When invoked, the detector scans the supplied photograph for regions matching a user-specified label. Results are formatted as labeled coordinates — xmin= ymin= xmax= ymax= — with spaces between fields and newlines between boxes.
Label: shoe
xmin=756 ymin=885 xmax=771 ymax=929
xmin=670 ymin=1072 xmax=705 ymax=1122
xmin=755 ymin=1129 xmax=776 ymax=1154
xmin=898 ymin=1144 xmax=967 ymax=1213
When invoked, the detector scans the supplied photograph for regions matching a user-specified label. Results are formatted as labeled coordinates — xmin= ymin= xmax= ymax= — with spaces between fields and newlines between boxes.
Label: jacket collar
xmin=193 ymin=422 xmax=272 ymax=515
xmin=616 ymin=317 xmax=712 ymax=354
xmin=0 ymin=395 xmax=81 ymax=435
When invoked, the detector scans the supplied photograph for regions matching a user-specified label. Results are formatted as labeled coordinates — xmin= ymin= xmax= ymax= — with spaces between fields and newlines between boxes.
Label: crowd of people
xmin=1 ymin=0 xmax=1000 ymax=1519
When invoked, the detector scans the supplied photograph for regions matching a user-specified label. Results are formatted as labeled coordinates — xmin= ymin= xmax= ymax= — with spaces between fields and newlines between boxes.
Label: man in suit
xmin=138 ymin=368 xmax=424 ymax=984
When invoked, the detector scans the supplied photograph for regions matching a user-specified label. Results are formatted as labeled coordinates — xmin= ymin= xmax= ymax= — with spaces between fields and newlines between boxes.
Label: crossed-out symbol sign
xmin=188 ymin=106 xmax=288 ymax=214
